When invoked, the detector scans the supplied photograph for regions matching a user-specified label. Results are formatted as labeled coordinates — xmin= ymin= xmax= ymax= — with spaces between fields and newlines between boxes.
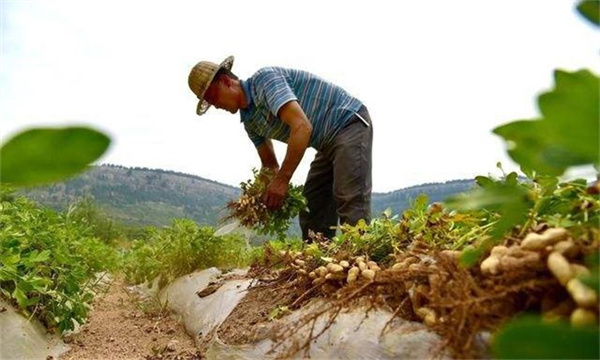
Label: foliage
xmin=492 ymin=315 xmax=599 ymax=359
xmin=473 ymin=2 xmax=600 ymax=357
xmin=494 ymin=69 xmax=599 ymax=176
xmin=121 ymin=219 xmax=252 ymax=287
xmin=67 ymin=195 xmax=146 ymax=246
xmin=446 ymin=68 xmax=599 ymax=262
xmin=324 ymin=195 xmax=486 ymax=263
xmin=223 ymin=169 xmax=307 ymax=240
xmin=0 ymin=127 xmax=110 ymax=187
xmin=0 ymin=195 xmax=119 ymax=333
xmin=577 ymin=0 xmax=600 ymax=26
xmin=0 ymin=125 xmax=113 ymax=333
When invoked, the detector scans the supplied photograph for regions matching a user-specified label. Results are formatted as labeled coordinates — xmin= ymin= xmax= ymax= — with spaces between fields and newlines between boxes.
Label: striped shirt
xmin=239 ymin=67 xmax=363 ymax=151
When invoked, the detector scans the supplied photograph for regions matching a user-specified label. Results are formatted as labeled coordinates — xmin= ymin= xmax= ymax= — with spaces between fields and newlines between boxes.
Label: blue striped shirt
xmin=239 ymin=67 xmax=363 ymax=151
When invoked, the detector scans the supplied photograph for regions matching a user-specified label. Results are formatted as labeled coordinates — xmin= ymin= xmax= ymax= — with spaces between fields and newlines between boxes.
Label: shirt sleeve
xmin=253 ymin=68 xmax=298 ymax=117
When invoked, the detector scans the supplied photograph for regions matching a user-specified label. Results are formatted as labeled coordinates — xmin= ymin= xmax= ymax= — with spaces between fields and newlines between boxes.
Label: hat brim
xmin=196 ymin=55 xmax=235 ymax=116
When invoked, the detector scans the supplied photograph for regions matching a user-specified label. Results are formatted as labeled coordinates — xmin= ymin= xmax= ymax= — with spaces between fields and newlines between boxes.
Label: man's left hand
xmin=263 ymin=176 xmax=289 ymax=210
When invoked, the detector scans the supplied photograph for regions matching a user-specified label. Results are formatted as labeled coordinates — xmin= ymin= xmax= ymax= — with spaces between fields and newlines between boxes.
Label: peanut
xmin=347 ymin=267 xmax=359 ymax=283
xmin=361 ymin=269 xmax=375 ymax=281
xmin=315 ymin=266 xmax=328 ymax=277
xmin=570 ymin=308 xmax=598 ymax=327
xmin=547 ymin=251 xmax=574 ymax=285
xmin=567 ymin=278 xmax=598 ymax=308
xmin=480 ymin=255 xmax=501 ymax=275
xmin=521 ymin=228 xmax=568 ymax=250
xmin=326 ymin=263 xmax=344 ymax=274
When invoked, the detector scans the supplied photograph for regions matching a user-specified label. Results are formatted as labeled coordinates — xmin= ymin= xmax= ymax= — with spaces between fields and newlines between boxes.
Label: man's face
xmin=204 ymin=76 xmax=238 ymax=114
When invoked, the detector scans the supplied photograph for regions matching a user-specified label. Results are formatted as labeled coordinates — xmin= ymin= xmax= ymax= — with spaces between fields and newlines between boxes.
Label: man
xmin=188 ymin=55 xmax=373 ymax=240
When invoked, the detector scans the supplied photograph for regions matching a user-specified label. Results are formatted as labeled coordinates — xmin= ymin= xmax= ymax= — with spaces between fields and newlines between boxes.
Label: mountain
xmin=372 ymin=179 xmax=476 ymax=216
xmin=19 ymin=164 xmax=475 ymax=228
xmin=20 ymin=164 xmax=240 ymax=227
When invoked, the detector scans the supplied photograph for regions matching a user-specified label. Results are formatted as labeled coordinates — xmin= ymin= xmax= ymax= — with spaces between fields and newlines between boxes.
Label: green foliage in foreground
xmin=121 ymin=219 xmax=253 ymax=287
xmin=0 ymin=194 xmax=119 ymax=333
xmin=448 ymin=2 xmax=600 ymax=356
xmin=493 ymin=315 xmax=599 ymax=359
xmin=0 ymin=127 xmax=110 ymax=187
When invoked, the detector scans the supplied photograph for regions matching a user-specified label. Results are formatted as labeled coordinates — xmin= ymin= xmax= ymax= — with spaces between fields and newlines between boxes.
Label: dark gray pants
xmin=299 ymin=105 xmax=373 ymax=240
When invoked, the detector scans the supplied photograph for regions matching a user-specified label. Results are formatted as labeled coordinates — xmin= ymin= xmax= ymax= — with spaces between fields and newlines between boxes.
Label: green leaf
xmin=474 ymin=175 xmax=495 ymax=188
xmin=535 ymin=175 xmax=559 ymax=196
xmin=493 ymin=315 xmax=600 ymax=359
xmin=445 ymin=182 xmax=533 ymax=239
xmin=30 ymin=250 xmax=51 ymax=263
xmin=413 ymin=194 xmax=429 ymax=212
xmin=577 ymin=0 xmax=600 ymax=26
xmin=1 ymin=253 xmax=21 ymax=266
xmin=0 ymin=127 xmax=111 ymax=187
xmin=459 ymin=246 xmax=483 ymax=267
xmin=12 ymin=287 xmax=28 ymax=309
xmin=580 ymin=252 xmax=600 ymax=291
xmin=494 ymin=70 xmax=599 ymax=176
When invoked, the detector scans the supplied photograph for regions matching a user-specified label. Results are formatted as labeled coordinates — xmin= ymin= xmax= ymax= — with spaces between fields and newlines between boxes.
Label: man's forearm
xmin=277 ymin=123 xmax=311 ymax=182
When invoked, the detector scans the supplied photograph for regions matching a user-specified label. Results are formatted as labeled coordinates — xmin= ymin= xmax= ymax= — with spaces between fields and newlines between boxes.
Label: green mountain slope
xmin=20 ymin=164 xmax=240 ymax=226
xmin=372 ymin=179 xmax=476 ymax=216
xmin=20 ymin=164 xmax=475 ymax=228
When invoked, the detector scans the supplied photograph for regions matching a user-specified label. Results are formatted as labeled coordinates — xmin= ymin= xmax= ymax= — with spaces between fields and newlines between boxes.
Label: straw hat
xmin=188 ymin=55 xmax=234 ymax=115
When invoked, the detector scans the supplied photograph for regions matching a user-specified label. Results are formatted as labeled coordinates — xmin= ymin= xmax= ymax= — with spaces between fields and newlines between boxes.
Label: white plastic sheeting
xmin=157 ymin=268 xmax=252 ymax=341
xmin=0 ymin=298 xmax=69 ymax=360
xmin=205 ymin=304 xmax=449 ymax=359
xmin=158 ymin=268 xmax=450 ymax=359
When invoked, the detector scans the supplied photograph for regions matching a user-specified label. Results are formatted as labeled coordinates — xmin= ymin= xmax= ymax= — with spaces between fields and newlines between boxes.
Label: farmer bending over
xmin=188 ymin=55 xmax=373 ymax=240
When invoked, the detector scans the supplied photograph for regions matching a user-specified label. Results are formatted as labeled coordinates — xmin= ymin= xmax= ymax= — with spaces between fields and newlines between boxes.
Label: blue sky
xmin=1 ymin=0 xmax=598 ymax=192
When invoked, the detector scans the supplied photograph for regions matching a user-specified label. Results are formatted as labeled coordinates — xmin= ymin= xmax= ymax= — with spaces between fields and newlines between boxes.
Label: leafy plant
xmin=0 ymin=195 xmax=119 ymax=333
xmin=475 ymin=2 xmax=600 ymax=357
xmin=493 ymin=315 xmax=599 ymax=359
xmin=223 ymin=169 xmax=307 ymax=240
xmin=0 ymin=125 xmax=112 ymax=333
xmin=494 ymin=69 xmax=598 ymax=176
xmin=122 ymin=219 xmax=252 ymax=287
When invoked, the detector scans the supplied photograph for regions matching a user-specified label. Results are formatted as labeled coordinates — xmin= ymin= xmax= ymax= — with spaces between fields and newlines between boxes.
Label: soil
xmin=60 ymin=276 xmax=202 ymax=360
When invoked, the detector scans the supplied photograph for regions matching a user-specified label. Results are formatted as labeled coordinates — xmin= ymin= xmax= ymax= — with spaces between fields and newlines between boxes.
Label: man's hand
xmin=263 ymin=175 xmax=289 ymax=210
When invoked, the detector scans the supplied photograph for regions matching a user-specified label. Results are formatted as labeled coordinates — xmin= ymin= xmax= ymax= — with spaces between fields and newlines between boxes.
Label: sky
xmin=1 ymin=0 xmax=598 ymax=193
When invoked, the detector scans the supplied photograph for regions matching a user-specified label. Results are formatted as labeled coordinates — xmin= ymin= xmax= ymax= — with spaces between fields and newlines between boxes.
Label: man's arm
xmin=256 ymin=139 xmax=279 ymax=182
xmin=262 ymin=100 xmax=312 ymax=209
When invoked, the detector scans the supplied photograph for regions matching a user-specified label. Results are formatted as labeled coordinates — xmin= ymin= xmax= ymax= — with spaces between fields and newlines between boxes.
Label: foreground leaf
xmin=0 ymin=127 xmax=110 ymax=187
xmin=445 ymin=181 xmax=532 ymax=239
xmin=493 ymin=315 xmax=600 ymax=359
xmin=493 ymin=69 xmax=599 ymax=176
xmin=577 ymin=0 xmax=600 ymax=26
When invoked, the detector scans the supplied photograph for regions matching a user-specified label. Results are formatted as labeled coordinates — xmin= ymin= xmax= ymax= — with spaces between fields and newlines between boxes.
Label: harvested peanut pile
xmin=216 ymin=227 xmax=598 ymax=359
xmin=61 ymin=276 xmax=202 ymax=360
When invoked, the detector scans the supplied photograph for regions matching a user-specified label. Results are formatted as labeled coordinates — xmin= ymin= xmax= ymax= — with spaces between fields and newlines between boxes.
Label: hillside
xmin=372 ymin=179 xmax=476 ymax=216
xmin=20 ymin=164 xmax=475 ymax=228
xmin=20 ymin=164 xmax=240 ymax=227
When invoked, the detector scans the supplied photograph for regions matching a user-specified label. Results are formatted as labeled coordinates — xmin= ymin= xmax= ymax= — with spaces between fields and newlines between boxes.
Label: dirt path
xmin=60 ymin=276 xmax=202 ymax=360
